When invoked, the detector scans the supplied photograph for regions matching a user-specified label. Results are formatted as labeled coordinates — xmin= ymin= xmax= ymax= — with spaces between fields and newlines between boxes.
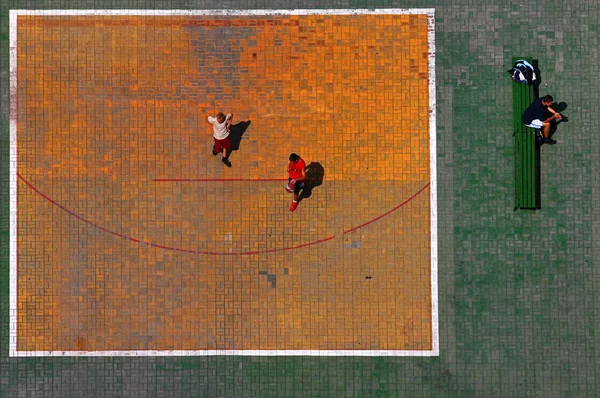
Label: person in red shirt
xmin=285 ymin=153 xmax=306 ymax=212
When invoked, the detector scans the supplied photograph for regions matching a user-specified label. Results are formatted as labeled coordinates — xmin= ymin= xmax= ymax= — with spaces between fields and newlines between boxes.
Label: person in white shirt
xmin=207 ymin=112 xmax=234 ymax=167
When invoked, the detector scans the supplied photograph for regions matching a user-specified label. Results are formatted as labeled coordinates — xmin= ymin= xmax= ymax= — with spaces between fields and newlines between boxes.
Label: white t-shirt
xmin=208 ymin=114 xmax=232 ymax=140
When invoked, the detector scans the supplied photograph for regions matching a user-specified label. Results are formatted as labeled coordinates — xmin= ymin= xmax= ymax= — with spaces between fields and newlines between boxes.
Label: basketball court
xmin=9 ymin=9 xmax=437 ymax=356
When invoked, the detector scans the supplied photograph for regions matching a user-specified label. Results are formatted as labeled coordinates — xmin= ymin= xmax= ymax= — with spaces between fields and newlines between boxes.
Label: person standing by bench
xmin=522 ymin=95 xmax=562 ymax=145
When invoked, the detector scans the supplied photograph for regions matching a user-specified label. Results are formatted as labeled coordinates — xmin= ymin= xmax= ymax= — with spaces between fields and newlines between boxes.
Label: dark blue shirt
xmin=522 ymin=98 xmax=547 ymax=124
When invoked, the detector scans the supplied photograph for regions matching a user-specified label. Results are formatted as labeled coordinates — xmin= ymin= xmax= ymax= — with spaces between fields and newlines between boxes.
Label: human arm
xmin=544 ymin=106 xmax=562 ymax=122
xmin=290 ymin=166 xmax=307 ymax=184
xmin=544 ymin=113 xmax=561 ymax=122
xmin=226 ymin=113 xmax=233 ymax=130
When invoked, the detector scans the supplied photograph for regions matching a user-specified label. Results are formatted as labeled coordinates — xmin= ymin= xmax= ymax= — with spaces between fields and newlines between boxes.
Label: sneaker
xmin=212 ymin=145 xmax=218 ymax=156
xmin=290 ymin=201 xmax=298 ymax=212
xmin=285 ymin=184 xmax=294 ymax=193
xmin=544 ymin=137 xmax=557 ymax=145
xmin=222 ymin=158 xmax=232 ymax=167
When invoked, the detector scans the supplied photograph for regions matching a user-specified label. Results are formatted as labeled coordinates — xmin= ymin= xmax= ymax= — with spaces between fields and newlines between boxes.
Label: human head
xmin=289 ymin=153 xmax=300 ymax=162
xmin=216 ymin=112 xmax=225 ymax=123
xmin=542 ymin=95 xmax=554 ymax=106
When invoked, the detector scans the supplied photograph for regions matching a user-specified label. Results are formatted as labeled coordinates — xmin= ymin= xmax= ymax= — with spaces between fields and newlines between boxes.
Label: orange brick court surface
xmin=12 ymin=11 xmax=436 ymax=354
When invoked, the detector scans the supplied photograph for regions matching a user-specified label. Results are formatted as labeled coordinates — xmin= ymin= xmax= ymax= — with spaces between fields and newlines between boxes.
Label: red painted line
xmin=343 ymin=182 xmax=431 ymax=235
xmin=234 ymin=236 xmax=336 ymax=255
xmin=17 ymin=173 xmax=429 ymax=255
xmin=153 ymin=178 xmax=288 ymax=182
xmin=17 ymin=174 xmax=131 ymax=242
xmin=149 ymin=243 xmax=174 ymax=251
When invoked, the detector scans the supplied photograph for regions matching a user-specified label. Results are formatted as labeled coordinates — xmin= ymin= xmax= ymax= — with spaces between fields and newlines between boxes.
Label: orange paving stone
xmin=16 ymin=14 xmax=433 ymax=352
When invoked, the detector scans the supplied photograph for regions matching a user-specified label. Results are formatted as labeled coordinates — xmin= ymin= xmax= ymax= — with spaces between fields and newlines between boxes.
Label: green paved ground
xmin=1 ymin=0 xmax=599 ymax=396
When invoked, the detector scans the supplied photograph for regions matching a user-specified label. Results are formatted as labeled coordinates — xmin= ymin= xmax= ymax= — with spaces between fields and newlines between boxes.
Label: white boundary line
xmin=427 ymin=11 xmax=440 ymax=357
xmin=8 ymin=8 xmax=434 ymax=16
xmin=9 ymin=10 xmax=18 ymax=359
xmin=9 ymin=8 xmax=438 ymax=357
xmin=12 ymin=349 xmax=437 ymax=357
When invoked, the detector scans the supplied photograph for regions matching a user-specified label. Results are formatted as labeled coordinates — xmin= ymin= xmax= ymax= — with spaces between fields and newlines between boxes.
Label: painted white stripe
xmin=9 ymin=10 xmax=18 ymax=359
xmin=427 ymin=11 xmax=440 ymax=357
xmin=10 ymin=9 xmax=435 ymax=16
xmin=13 ymin=349 xmax=438 ymax=357
xmin=9 ymin=8 xmax=438 ymax=358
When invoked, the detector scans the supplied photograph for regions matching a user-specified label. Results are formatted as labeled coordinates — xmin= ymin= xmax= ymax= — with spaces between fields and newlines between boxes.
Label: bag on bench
xmin=508 ymin=59 xmax=537 ymax=85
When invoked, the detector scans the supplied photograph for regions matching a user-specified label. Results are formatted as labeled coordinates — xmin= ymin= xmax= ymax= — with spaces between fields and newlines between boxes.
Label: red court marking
xmin=153 ymin=178 xmax=288 ymax=182
xmin=17 ymin=173 xmax=429 ymax=255
xmin=343 ymin=182 xmax=430 ymax=234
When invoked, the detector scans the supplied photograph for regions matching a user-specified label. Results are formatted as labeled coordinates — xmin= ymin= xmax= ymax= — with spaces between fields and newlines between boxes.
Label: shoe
xmin=285 ymin=184 xmax=294 ymax=193
xmin=544 ymin=137 xmax=557 ymax=145
xmin=212 ymin=145 xmax=218 ymax=156
xmin=290 ymin=201 xmax=298 ymax=212
xmin=222 ymin=158 xmax=232 ymax=167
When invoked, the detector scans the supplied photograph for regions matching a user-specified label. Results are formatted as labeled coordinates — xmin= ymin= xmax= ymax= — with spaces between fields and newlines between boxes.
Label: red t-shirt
xmin=288 ymin=159 xmax=306 ymax=180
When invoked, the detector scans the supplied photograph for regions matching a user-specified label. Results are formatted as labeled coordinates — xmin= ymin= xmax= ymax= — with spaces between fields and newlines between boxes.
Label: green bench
xmin=512 ymin=57 xmax=540 ymax=210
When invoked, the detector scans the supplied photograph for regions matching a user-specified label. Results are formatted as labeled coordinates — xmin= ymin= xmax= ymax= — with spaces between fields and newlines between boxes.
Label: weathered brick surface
xmin=14 ymin=14 xmax=432 ymax=353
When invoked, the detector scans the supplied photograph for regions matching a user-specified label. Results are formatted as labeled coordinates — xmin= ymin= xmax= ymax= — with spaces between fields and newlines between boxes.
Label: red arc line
xmin=153 ymin=178 xmax=288 ymax=182
xmin=17 ymin=173 xmax=429 ymax=256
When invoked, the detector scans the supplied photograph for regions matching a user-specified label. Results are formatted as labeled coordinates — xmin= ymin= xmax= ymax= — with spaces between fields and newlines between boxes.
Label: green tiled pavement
xmin=1 ymin=0 xmax=599 ymax=396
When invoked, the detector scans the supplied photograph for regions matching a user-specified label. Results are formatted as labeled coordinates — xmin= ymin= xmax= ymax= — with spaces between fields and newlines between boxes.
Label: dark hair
xmin=542 ymin=95 xmax=554 ymax=102
xmin=216 ymin=112 xmax=225 ymax=122
xmin=289 ymin=153 xmax=300 ymax=162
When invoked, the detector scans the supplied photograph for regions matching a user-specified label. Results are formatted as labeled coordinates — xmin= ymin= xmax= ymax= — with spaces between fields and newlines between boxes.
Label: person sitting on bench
xmin=522 ymin=94 xmax=562 ymax=145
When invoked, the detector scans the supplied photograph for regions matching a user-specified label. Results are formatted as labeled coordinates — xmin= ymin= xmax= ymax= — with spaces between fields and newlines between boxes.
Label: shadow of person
xmin=548 ymin=102 xmax=569 ymax=139
xmin=223 ymin=120 xmax=252 ymax=158
xmin=298 ymin=162 xmax=325 ymax=203
xmin=552 ymin=102 xmax=568 ymax=114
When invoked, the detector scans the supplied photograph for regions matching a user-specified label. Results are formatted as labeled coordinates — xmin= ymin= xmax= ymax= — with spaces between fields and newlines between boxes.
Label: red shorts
xmin=214 ymin=136 xmax=231 ymax=153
